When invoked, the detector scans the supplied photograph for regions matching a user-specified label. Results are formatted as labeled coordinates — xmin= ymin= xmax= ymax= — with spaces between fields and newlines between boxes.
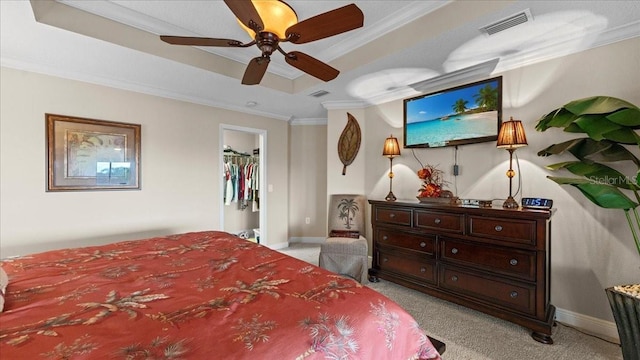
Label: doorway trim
xmin=219 ymin=124 xmax=267 ymax=245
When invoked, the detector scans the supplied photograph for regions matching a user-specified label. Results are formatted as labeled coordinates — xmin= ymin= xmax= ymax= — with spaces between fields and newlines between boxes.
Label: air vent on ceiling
xmin=480 ymin=9 xmax=533 ymax=36
xmin=309 ymin=90 xmax=330 ymax=98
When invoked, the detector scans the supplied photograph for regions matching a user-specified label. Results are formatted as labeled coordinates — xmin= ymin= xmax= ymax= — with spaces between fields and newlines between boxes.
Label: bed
xmin=0 ymin=231 xmax=443 ymax=359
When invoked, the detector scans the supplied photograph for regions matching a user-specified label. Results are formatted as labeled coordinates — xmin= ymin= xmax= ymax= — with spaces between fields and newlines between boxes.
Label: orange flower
xmin=416 ymin=164 xmax=446 ymax=198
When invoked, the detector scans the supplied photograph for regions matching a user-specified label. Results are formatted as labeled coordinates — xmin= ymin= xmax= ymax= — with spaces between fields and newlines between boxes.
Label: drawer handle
xmin=389 ymin=213 xmax=396 ymax=218
xmin=451 ymin=275 xmax=458 ymax=282
xmin=383 ymin=235 xmax=388 ymax=241
xmin=495 ymin=225 xmax=503 ymax=232
xmin=420 ymin=242 xmax=427 ymax=248
xmin=420 ymin=267 xmax=426 ymax=273
xmin=434 ymin=218 xmax=441 ymax=224
xmin=510 ymin=259 xmax=518 ymax=266
xmin=383 ymin=258 xmax=388 ymax=263
xmin=510 ymin=291 xmax=518 ymax=298
xmin=451 ymin=248 xmax=458 ymax=254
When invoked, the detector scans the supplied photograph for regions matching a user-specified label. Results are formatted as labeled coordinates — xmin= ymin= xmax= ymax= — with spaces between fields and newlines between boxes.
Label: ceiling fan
xmin=160 ymin=0 xmax=364 ymax=85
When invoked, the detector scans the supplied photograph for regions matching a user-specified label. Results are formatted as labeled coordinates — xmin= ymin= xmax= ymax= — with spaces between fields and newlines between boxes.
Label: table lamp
xmin=496 ymin=117 xmax=528 ymax=209
xmin=382 ymin=135 xmax=401 ymax=201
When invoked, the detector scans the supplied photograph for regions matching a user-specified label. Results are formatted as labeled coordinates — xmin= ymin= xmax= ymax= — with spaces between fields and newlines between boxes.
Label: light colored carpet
xmin=279 ymin=243 xmax=622 ymax=360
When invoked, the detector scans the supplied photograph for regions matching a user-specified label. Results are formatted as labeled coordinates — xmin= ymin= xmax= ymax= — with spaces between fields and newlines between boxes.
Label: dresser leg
xmin=531 ymin=331 xmax=553 ymax=344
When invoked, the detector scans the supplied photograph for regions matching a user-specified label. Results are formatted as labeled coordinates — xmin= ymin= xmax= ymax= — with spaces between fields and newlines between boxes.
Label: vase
xmin=606 ymin=285 xmax=640 ymax=360
xmin=416 ymin=196 xmax=452 ymax=204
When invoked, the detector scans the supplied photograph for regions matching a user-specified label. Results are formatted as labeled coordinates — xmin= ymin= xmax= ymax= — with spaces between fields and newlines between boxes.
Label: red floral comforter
xmin=0 ymin=231 xmax=442 ymax=359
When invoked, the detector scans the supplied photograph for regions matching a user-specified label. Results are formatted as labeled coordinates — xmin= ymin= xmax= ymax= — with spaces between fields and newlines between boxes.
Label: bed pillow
xmin=0 ymin=267 xmax=8 ymax=312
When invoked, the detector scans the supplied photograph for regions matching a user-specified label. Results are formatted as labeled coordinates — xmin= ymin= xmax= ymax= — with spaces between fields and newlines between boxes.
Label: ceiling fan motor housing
xmin=256 ymin=31 xmax=279 ymax=55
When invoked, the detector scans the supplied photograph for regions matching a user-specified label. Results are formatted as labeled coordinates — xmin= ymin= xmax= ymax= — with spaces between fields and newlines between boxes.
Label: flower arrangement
xmin=417 ymin=164 xmax=446 ymax=198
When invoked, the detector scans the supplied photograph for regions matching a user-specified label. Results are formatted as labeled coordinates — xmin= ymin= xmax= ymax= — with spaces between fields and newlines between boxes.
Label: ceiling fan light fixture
xmin=237 ymin=0 xmax=298 ymax=40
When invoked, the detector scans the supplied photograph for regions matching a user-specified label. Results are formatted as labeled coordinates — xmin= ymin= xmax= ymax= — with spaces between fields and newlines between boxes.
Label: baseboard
xmin=288 ymin=237 xmax=326 ymax=244
xmin=555 ymin=307 xmax=620 ymax=344
xmin=266 ymin=242 xmax=288 ymax=250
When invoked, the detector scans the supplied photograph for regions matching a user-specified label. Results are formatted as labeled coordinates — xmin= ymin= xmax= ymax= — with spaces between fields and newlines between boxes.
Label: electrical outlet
xmin=305 ymin=217 xmax=311 ymax=224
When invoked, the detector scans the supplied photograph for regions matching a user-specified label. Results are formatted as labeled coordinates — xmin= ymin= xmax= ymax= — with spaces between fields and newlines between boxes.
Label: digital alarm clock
xmin=521 ymin=197 xmax=553 ymax=210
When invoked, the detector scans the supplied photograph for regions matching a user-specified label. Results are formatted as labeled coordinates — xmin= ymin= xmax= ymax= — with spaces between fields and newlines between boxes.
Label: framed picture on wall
xmin=46 ymin=113 xmax=141 ymax=191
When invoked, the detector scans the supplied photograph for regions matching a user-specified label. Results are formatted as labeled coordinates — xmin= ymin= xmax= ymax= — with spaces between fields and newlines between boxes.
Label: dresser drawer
xmin=440 ymin=265 xmax=535 ymax=315
xmin=377 ymin=251 xmax=436 ymax=284
xmin=415 ymin=210 xmax=464 ymax=234
xmin=375 ymin=207 xmax=412 ymax=226
xmin=376 ymin=229 xmax=436 ymax=256
xmin=440 ymin=239 xmax=536 ymax=281
xmin=468 ymin=216 xmax=536 ymax=245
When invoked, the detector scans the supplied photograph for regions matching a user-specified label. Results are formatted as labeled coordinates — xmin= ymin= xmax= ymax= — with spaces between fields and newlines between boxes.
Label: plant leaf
xmin=535 ymin=108 xmax=577 ymax=131
xmin=535 ymin=96 xmax=640 ymax=135
xmin=564 ymin=96 xmax=637 ymax=116
xmin=548 ymin=176 xmax=638 ymax=209
xmin=563 ymin=123 xmax=586 ymax=133
xmin=574 ymin=115 xmax=622 ymax=140
xmin=601 ymin=127 xmax=640 ymax=145
xmin=545 ymin=161 xmax=635 ymax=190
xmin=537 ymin=138 xmax=640 ymax=165
xmin=606 ymin=107 xmax=640 ymax=128
xmin=537 ymin=138 xmax=591 ymax=157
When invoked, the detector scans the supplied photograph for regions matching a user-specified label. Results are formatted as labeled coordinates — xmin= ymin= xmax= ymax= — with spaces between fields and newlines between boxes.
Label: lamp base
xmin=503 ymin=196 xmax=519 ymax=209
xmin=385 ymin=191 xmax=397 ymax=202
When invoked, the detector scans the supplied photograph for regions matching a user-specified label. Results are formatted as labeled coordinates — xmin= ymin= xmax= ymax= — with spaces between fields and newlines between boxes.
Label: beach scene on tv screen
xmin=405 ymin=79 xmax=499 ymax=147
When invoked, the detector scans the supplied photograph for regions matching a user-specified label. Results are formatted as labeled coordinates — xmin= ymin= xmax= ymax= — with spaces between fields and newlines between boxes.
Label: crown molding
xmin=289 ymin=118 xmax=327 ymax=126
xmin=0 ymin=58 xmax=291 ymax=122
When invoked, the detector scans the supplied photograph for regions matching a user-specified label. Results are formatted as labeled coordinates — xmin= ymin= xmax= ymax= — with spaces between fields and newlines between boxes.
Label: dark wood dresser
xmin=368 ymin=199 xmax=555 ymax=344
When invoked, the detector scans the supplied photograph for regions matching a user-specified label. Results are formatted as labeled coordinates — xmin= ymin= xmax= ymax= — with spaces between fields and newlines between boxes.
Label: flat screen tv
xmin=403 ymin=76 xmax=502 ymax=148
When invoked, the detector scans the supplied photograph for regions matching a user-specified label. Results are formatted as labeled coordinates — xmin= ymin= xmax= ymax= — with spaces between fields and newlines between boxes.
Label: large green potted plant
xmin=535 ymin=96 xmax=640 ymax=360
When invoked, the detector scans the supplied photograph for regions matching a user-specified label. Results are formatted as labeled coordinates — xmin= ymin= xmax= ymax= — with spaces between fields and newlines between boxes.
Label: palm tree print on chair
xmin=337 ymin=198 xmax=359 ymax=230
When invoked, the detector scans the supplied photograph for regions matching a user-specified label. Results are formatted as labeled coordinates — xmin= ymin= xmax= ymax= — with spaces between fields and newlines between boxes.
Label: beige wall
xmin=288 ymin=123 xmax=327 ymax=240
xmin=0 ymin=67 xmax=289 ymax=256
xmin=346 ymin=37 xmax=639 ymax=339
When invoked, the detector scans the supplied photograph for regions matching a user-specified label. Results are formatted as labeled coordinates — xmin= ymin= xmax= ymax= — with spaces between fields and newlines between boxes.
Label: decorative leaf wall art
xmin=337 ymin=112 xmax=361 ymax=175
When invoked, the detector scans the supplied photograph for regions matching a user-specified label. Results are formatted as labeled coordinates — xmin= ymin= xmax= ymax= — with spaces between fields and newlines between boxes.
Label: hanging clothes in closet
xmin=223 ymin=152 xmax=259 ymax=211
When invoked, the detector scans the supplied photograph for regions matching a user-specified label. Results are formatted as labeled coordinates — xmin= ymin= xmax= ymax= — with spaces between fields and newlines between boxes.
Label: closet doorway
xmin=219 ymin=124 xmax=267 ymax=245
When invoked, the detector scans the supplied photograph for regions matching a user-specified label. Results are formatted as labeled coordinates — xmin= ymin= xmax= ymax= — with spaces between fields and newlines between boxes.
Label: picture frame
xmin=46 ymin=114 xmax=141 ymax=191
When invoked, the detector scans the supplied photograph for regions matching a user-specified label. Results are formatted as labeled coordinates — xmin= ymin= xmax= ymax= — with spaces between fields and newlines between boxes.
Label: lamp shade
xmin=237 ymin=0 xmax=298 ymax=40
xmin=497 ymin=117 xmax=528 ymax=149
xmin=382 ymin=135 xmax=401 ymax=158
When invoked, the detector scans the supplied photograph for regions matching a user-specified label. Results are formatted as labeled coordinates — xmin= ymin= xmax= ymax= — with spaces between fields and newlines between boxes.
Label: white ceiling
xmin=1 ymin=1 xmax=639 ymax=122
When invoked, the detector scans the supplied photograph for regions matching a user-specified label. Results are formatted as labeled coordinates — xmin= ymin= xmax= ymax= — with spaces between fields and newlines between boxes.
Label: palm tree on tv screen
xmin=453 ymin=99 xmax=468 ymax=114
xmin=473 ymin=84 xmax=499 ymax=111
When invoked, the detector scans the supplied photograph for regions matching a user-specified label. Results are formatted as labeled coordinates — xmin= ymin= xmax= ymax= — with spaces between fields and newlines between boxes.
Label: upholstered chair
xmin=318 ymin=194 xmax=368 ymax=283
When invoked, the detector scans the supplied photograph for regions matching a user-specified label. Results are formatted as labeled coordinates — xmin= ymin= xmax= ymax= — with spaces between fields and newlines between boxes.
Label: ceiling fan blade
xmin=285 ymin=51 xmax=339 ymax=82
xmin=224 ymin=0 xmax=263 ymax=33
xmin=286 ymin=4 xmax=364 ymax=44
xmin=160 ymin=36 xmax=243 ymax=47
xmin=242 ymin=56 xmax=270 ymax=85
